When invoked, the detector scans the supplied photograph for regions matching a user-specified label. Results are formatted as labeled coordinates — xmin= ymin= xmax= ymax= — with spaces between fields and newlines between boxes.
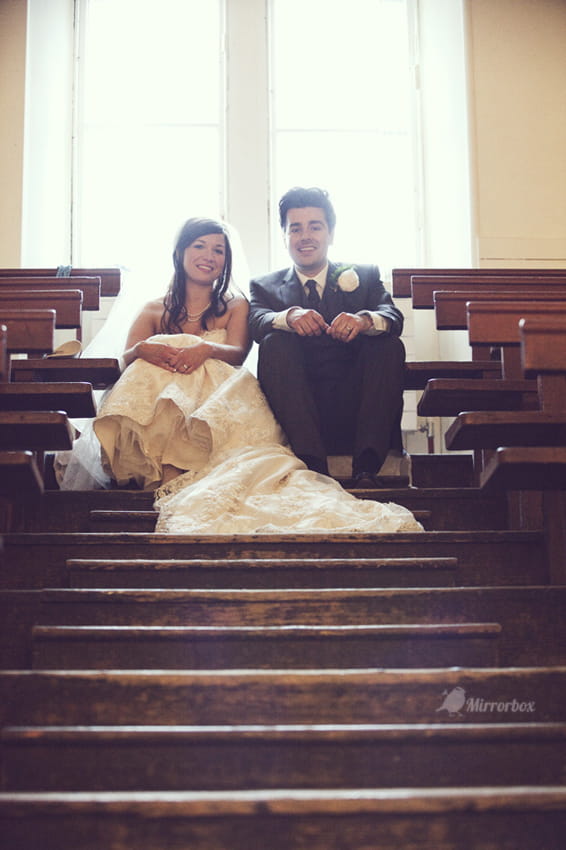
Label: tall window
xmin=75 ymin=0 xmax=223 ymax=285
xmin=270 ymin=0 xmax=418 ymax=276
xmin=74 ymin=0 xmax=417 ymax=286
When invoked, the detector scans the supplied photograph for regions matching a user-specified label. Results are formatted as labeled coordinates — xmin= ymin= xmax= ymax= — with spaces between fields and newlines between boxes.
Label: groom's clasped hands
xmin=286 ymin=307 xmax=370 ymax=342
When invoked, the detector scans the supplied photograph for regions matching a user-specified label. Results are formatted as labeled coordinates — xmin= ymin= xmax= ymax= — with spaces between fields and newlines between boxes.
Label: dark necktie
xmin=305 ymin=279 xmax=321 ymax=309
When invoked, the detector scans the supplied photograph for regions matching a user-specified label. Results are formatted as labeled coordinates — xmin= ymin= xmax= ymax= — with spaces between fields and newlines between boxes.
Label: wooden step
xmin=0 ymin=668 xmax=563 ymax=726
xmin=1 ymin=530 xmax=547 ymax=589
xmin=3 ymin=722 xmax=565 ymax=792
xmin=88 ymin=508 xmax=431 ymax=533
xmin=30 ymin=622 xmax=502 ymax=670
xmin=1 ymin=786 xmax=565 ymax=849
xmin=27 ymin=487 xmax=510 ymax=532
xmin=37 ymin=586 xmax=566 ymax=667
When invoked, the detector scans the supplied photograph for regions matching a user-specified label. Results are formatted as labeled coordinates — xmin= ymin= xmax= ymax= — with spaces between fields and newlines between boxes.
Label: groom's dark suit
xmin=249 ymin=262 xmax=406 ymax=475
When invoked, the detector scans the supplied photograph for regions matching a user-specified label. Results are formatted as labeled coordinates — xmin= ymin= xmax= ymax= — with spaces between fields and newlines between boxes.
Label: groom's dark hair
xmin=278 ymin=186 xmax=337 ymax=231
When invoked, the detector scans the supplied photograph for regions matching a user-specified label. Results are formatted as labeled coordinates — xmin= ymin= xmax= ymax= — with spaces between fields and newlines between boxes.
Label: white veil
xmin=55 ymin=219 xmax=251 ymax=490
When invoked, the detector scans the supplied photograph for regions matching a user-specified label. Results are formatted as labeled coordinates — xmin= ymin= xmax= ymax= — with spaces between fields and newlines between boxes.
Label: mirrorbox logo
xmin=436 ymin=687 xmax=536 ymax=718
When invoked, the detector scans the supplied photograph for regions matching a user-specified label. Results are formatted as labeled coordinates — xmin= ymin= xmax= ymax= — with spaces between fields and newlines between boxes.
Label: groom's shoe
xmin=351 ymin=471 xmax=384 ymax=489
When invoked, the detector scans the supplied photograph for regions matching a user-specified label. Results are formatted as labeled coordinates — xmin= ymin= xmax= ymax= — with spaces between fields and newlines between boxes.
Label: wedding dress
xmin=90 ymin=329 xmax=423 ymax=535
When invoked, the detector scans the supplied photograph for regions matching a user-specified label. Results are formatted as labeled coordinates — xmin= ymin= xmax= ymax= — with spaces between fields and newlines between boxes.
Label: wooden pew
xmin=392 ymin=266 xmax=566 ymax=298
xmin=479 ymin=315 xmax=566 ymax=583
xmin=416 ymin=290 xmax=566 ymax=417
xmin=0 ymin=276 xmax=101 ymax=311
xmin=0 ymin=267 xmax=121 ymax=297
xmin=403 ymin=273 xmax=566 ymax=395
xmin=445 ymin=303 xmax=566 ymax=458
xmin=0 ymin=289 xmax=83 ymax=331
xmin=482 ymin=316 xmax=566 ymax=482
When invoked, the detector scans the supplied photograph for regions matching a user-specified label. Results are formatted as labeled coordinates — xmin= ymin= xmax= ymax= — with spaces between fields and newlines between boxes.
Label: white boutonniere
xmin=333 ymin=265 xmax=359 ymax=293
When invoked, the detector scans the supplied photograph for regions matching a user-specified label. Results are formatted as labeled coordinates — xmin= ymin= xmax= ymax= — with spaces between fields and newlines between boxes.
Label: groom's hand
xmin=327 ymin=312 xmax=371 ymax=343
xmin=286 ymin=307 xmax=329 ymax=337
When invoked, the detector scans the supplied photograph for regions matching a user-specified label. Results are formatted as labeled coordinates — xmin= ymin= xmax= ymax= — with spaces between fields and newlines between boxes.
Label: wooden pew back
xmin=0 ymin=267 xmax=120 ymax=297
xmin=0 ymin=290 xmax=83 ymax=330
xmin=0 ymin=276 xmax=101 ymax=310
xmin=411 ymin=275 xmax=566 ymax=309
xmin=392 ymin=267 xmax=566 ymax=298
xmin=467 ymin=301 xmax=566 ymax=380
xmin=434 ymin=290 xmax=566 ymax=331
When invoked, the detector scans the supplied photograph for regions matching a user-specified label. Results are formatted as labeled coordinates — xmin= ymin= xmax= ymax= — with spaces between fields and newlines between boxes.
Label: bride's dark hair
xmin=161 ymin=217 xmax=233 ymax=333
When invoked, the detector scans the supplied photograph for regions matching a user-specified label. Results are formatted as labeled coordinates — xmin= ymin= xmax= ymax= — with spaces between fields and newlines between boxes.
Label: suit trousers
xmin=257 ymin=330 xmax=406 ymax=471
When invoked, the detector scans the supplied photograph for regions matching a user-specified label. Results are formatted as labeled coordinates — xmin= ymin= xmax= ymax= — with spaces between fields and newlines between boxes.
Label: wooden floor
xmin=1 ymin=456 xmax=565 ymax=848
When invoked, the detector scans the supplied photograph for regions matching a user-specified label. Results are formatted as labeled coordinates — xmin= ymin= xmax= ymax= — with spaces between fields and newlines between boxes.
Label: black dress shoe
xmin=351 ymin=471 xmax=382 ymax=489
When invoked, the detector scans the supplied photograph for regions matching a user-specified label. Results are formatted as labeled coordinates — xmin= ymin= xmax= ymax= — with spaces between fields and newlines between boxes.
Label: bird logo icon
xmin=436 ymin=686 xmax=466 ymax=717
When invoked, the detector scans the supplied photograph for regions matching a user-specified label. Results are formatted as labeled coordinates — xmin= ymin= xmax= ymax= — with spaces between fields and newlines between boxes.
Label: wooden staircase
xmin=1 ymin=474 xmax=566 ymax=848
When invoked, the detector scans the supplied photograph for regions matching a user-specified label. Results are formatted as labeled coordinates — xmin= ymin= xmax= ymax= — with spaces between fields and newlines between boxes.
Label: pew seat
xmin=481 ymin=447 xmax=566 ymax=490
xmin=403 ymin=360 xmax=500 ymax=390
xmin=0 ymin=412 xmax=74 ymax=451
xmin=10 ymin=357 xmax=121 ymax=389
xmin=0 ymin=383 xmax=96 ymax=418
xmin=417 ymin=378 xmax=538 ymax=417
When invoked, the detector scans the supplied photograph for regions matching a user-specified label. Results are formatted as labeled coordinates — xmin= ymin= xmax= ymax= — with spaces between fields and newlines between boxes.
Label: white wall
xmin=467 ymin=0 xmax=566 ymax=269
xmin=0 ymin=0 xmax=27 ymax=264
xmin=21 ymin=0 xmax=75 ymax=265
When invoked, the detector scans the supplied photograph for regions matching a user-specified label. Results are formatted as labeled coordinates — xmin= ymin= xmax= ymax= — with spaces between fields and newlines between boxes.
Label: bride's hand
xmin=135 ymin=341 xmax=180 ymax=372
xmin=169 ymin=340 xmax=212 ymax=375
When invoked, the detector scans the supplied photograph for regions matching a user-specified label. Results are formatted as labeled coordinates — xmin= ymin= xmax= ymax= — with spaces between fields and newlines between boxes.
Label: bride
xmin=63 ymin=217 xmax=422 ymax=535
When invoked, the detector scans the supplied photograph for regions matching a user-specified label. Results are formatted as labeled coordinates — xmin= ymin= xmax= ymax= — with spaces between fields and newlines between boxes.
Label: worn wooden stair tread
xmin=34 ymin=586 xmax=566 ymax=667
xmin=481 ymin=446 xmax=566 ymax=490
xmin=1 ymin=667 xmax=564 ymax=726
xmin=88 ymin=508 xmax=433 ymax=531
xmin=34 ymin=487 xmax=510 ymax=533
xmin=416 ymin=378 xmax=538 ymax=417
xmin=3 ymin=723 xmax=565 ymax=792
xmin=445 ymin=410 xmax=566 ymax=450
xmin=30 ymin=622 xmax=501 ymax=671
xmin=1 ymin=787 xmax=565 ymax=850
xmin=3 ymin=529 xmax=546 ymax=591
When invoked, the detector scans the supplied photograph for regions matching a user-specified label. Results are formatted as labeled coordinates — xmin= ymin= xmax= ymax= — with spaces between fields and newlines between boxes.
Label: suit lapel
xmin=279 ymin=267 xmax=305 ymax=308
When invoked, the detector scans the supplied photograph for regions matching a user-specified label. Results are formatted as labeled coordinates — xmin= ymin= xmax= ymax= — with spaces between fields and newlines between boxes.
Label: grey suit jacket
xmin=249 ymin=262 xmax=403 ymax=343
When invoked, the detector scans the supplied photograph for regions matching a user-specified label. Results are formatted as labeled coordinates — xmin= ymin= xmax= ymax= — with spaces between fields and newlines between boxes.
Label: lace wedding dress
xmin=91 ymin=329 xmax=423 ymax=534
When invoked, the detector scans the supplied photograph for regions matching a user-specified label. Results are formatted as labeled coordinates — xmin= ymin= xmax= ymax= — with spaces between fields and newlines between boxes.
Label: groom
xmin=249 ymin=186 xmax=406 ymax=484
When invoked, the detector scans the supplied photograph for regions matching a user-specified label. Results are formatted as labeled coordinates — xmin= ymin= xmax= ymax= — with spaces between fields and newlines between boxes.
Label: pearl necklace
xmin=186 ymin=302 xmax=211 ymax=322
